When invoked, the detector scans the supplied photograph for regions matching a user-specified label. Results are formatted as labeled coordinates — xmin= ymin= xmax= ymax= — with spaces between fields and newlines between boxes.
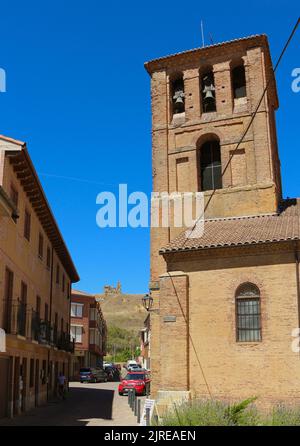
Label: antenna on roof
xmin=201 ymin=20 xmax=205 ymax=47
xmin=209 ymin=33 xmax=214 ymax=45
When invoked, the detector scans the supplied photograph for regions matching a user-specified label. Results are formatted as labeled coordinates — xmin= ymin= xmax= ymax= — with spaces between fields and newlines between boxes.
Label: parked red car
xmin=118 ymin=371 xmax=151 ymax=396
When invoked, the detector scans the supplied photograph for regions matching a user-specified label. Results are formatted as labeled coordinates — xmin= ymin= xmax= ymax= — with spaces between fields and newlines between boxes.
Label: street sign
xmin=140 ymin=399 xmax=155 ymax=426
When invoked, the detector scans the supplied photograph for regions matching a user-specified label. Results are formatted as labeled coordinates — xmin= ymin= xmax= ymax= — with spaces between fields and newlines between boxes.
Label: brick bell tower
xmin=144 ymin=34 xmax=282 ymax=396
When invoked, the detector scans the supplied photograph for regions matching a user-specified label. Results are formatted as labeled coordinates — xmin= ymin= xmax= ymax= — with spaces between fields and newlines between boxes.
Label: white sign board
xmin=140 ymin=399 xmax=155 ymax=426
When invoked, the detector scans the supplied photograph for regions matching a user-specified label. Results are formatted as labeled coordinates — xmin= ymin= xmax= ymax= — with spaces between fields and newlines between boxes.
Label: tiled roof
xmin=144 ymin=34 xmax=267 ymax=72
xmin=71 ymin=289 xmax=95 ymax=297
xmin=160 ymin=199 xmax=300 ymax=254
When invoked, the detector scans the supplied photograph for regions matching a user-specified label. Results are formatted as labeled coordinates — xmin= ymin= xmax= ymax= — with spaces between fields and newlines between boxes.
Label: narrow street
xmin=0 ymin=382 xmax=144 ymax=426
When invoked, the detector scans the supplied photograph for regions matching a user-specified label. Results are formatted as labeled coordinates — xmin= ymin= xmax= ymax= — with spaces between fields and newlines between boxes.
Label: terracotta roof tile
xmin=144 ymin=34 xmax=268 ymax=72
xmin=160 ymin=199 xmax=300 ymax=254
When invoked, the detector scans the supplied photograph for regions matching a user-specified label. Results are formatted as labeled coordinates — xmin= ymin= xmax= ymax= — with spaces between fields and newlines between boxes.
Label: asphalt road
xmin=0 ymin=381 xmax=144 ymax=426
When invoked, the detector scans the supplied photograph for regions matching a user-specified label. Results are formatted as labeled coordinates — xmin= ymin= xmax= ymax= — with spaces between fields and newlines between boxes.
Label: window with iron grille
xmin=236 ymin=283 xmax=261 ymax=342
xmin=199 ymin=140 xmax=222 ymax=191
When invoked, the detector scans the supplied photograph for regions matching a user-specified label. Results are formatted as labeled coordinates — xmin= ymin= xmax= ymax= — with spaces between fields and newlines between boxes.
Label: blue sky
xmin=0 ymin=1 xmax=299 ymax=294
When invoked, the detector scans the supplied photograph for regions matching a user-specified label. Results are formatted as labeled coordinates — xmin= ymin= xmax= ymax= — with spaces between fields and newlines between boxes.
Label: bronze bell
xmin=173 ymin=89 xmax=185 ymax=113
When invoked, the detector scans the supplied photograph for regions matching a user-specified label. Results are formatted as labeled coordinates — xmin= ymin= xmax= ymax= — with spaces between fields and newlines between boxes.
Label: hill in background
xmin=95 ymin=284 xmax=147 ymax=361
xmin=96 ymin=290 xmax=147 ymax=335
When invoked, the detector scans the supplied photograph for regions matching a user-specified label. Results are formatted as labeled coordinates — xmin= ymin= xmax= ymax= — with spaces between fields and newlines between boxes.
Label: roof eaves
xmin=144 ymin=34 xmax=267 ymax=73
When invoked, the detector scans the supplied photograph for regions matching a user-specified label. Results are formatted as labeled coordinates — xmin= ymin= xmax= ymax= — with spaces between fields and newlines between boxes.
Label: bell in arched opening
xmin=201 ymin=71 xmax=216 ymax=113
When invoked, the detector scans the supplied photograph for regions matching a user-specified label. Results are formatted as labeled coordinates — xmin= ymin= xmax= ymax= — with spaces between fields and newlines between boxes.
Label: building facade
xmin=145 ymin=35 xmax=300 ymax=408
xmin=0 ymin=135 xmax=79 ymax=419
xmin=139 ymin=314 xmax=150 ymax=370
xmin=70 ymin=290 xmax=107 ymax=379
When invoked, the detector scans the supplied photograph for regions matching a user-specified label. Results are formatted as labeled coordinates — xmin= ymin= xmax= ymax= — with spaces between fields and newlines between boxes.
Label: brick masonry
xmin=145 ymin=35 xmax=300 ymax=406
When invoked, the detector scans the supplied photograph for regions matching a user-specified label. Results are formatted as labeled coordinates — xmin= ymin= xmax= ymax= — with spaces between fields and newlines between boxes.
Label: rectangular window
xmin=89 ymin=328 xmax=95 ymax=344
xmin=42 ymin=360 xmax=47 ymax=385
xmin=24 ymin=209 xmax=31 ymax=241
xmin=56 ymin=264 xmax=60 ymax=284
xmin=46 ymin=247 xmax=51 ymax=269
xmin=10 ymin=184 xmax=18 ymax=207
xmin=237 ymin=298 xmax=261 ymax=342
xmin=38 ymin=233 xmax=44 ymax=259
xmin=62 ymin=274 xmax=65 ymax=293
xmin=70 ymin=325 xmax=83 ymax=343
xmin=36 ymin=295 xmax=41 ymax=317
xmin=71 ymin=303 xmax=83 ymax=318
xmin=3 ymin=268 xmax=14 ymax=332
xmin=89 ymin=308 xmax=96 ymax=321
xmin=21 ymin=281 xmax=27 ymax=304
xmin=19 ymin=282 xmax=27 ymax=336
xmin=45 ymin=303 xmax=49 ymax=322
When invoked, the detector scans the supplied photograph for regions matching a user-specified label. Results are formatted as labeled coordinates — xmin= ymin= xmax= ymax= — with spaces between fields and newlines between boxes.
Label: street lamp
xmin=142 ymin=293 xmax=153 ymax=312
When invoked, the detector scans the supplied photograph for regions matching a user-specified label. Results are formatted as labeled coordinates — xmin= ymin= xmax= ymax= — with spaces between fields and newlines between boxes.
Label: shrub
xmin=159 ymin=397 xmax=259 ymax=426
xmin=158 ymin=398 xmax=300 ymax=426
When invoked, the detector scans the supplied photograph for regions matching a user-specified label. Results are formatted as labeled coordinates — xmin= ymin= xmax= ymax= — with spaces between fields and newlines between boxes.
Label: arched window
xmin=199 ymin=140 xmax=222 ymax=191
xmin=232 ymin=65 xmax=246 ymax=99
xmin=171 ymin=76 xmax=185 ymax=115
xmin=201 ymin=70 xmax=216 ymax=113
xmin=236 ymin=283 xmax=261 ymax=342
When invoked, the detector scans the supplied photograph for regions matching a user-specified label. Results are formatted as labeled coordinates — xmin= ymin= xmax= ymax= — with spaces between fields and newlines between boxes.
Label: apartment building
xmin=70 ymin=290 xmax=107 ymax=379
xmin=0 ymin=135 xmax=79 ymax=419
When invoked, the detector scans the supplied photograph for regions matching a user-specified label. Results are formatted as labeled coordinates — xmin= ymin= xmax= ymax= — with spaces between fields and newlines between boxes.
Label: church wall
xmin=160 ymin=246 xmax=300 ymax=406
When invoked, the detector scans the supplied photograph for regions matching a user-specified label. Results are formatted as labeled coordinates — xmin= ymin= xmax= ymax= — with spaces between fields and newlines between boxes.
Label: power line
xmin=182 ymin=16 xmax=300 ymax=247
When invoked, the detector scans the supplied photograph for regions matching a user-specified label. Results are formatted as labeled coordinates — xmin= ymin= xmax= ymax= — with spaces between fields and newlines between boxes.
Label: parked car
xmin=126 ymin=360 xmax=137 ymax=369
xmin=127 ymin=363 xmax=142 ymax=372
xmin=105 ymin=365 xmax=121 ymax=382
xmin=79 ymin=367 xmax=107 ymax=383
xmin=118 ymin=371 xmax=151 ymax=396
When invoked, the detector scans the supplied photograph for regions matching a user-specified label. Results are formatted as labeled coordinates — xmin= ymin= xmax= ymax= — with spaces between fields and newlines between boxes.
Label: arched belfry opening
xmin=198 ymin=137 xmax=222 ymax=191
xmin=200 ymin=69 xmax=216 ymax=113
xmin=232 ymin=61 xmax=247 ymax=99
xmin=170 ymin=74 xmax=185 ymax=116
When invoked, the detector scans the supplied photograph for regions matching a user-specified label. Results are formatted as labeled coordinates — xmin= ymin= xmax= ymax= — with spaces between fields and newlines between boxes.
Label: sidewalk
xmin=0 ymin=381 xmax=141 ymax=426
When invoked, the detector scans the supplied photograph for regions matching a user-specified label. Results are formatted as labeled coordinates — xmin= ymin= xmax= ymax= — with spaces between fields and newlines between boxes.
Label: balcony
xmin=2 ymin=299 xmax=29 ymax=337
xmin=57 ymin=331 xmax=74 ymax=353
xmin=2 ymin=299 xmax=74 ymax=353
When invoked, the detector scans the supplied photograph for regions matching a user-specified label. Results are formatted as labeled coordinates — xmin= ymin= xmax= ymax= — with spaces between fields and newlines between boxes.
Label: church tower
xmin=145 ymin=34 xmax=284 ymax=398
xmin=145 ymin=34 xmax=281 ymax=284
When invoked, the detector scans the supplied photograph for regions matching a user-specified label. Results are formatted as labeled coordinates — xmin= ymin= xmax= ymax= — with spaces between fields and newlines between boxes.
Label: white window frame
xmin=71 ymin=325 xmax=83 ymax=343
xmin=71 ymin=303 xmax=84 ymax=318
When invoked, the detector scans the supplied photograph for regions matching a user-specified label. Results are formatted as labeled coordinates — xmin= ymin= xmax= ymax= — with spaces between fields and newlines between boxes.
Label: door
xmin=21 ymin=358 xmax=27 ymax=412
xmin=35 ymin=359 xmax=39 ymax=407
xmin=0 ymin=357 xmax=9 ymax=418
xmin=13 ymin=357 xmax=20 ymax=415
